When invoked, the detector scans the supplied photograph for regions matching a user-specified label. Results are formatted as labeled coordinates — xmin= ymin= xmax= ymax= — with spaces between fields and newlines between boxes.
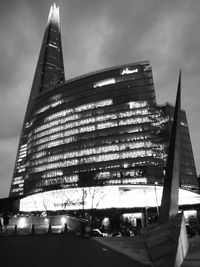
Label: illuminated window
xmin=12 ymin=188 xmax=23 ymax=192
xmin=35 ymin=99 xmax=64 ymax=115
xmin=128 ymin=101 xmax=147 ymax=109
xmin=13 ymin=180 xmax=24 ymax=185
xmin=48 ymin=43 xmax=58 ymax=49
xmin=96 ymin=172 xmax=110 ymax=179
xmin=93 ymin=78 xmax=115 ymax=88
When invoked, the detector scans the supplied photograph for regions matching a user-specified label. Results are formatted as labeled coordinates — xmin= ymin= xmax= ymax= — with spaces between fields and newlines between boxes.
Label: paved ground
xmin=92 ymin=236 xmax=151 ymax=266
xmin=94 ymin=234 xmax=200 ymax=267
xmin=1 ymin=230 xmax=200 ymax=267
xmin=0 ymin=234 xmax=149 ymax=267
xmin=182 ymin=236 xmax=200 ymax=267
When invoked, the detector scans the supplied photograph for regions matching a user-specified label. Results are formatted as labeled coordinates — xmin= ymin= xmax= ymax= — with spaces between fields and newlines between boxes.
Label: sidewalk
xmin=93 ymin=235 xmax=200 ymax=267
xmin=92 ymin=235 xmax=152 ymax=266
xmin=182 ymin=236 xmax=200 ymax=267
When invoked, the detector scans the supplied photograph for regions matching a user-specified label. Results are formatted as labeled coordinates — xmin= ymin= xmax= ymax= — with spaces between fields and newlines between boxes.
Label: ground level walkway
xmin=94 ymin=235 xmax=200 ymax=267
xmin=0 ymin=234 xmax=149 ymax=267
xmin=93 ymin=236 xmax=151 ymax=265
xmin=182 ymin=236 xmax=200 ymax=267
xmin=1 ymin=228 xmax=199 ymax=266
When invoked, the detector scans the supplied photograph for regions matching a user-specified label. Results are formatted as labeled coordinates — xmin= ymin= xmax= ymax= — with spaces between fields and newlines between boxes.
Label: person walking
xmin=3 ymin=213 xmax=9 ymax=231
xmin=0 ymin=218 xmax=2 ymax=232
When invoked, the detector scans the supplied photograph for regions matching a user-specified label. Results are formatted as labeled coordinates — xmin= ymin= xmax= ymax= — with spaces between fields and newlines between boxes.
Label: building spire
xmin=47 ymin=3 xmax=60 ymax=30
xmin=10 ymin=3 xmax=65 ymax=197
xmin=159 ymin=70 xmax=181 ymax=224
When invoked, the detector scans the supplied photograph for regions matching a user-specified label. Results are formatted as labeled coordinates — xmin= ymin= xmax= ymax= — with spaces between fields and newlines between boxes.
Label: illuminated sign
xmin=121 ymin=68 xmax=138 ymax=75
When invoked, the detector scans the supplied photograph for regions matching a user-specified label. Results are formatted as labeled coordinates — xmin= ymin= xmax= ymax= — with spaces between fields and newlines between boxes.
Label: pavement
xmin=93 ymin=235 xmax=200 ymax=267
xmin=182 ymin=236 xmax=200 ymax=267
xmin=1 ymin=225 xmax=200 ymax=266
xmin=0 ymin=233 xmax=148 ymax=267
xmin=92 ymin=235 xmax=152 ymax=266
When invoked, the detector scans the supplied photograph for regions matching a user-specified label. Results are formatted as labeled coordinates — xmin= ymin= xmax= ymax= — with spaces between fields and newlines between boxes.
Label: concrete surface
xmin=93 ymin=234 xmax=200 ymax=267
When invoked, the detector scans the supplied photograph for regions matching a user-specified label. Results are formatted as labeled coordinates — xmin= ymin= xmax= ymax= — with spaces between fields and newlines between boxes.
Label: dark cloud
xmin=0 ymin=0 xmax=200 ymax=197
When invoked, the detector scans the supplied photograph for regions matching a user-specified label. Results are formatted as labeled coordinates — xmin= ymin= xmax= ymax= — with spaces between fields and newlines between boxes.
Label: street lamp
xmin=154 ymin=182 xmax=159 ymax=217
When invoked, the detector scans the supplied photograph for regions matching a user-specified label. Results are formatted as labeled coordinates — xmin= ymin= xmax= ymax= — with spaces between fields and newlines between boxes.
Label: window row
xmin=95 ymin=169 xmax=145 ymax=180
xmin=29 ymin=129 xmax=149 ymax=154
xmin=32 ymin=107 xmax=150 ymax=140
xmin=34 ymin=101 xmax=148 ymax=135
xmin=29 ymin=149 xmax=157 ymax=173
xmin=28 ymin=136 xmax=76 ymax=152
xmin=35 ymin=99 xmax=64 ymax=115
xmin=11 ymin=187 xmax=23 ymax=193
xmin=36 ymin=175 xmax=79 ymax=187
xmin=35 ymin=98 xmax=113 ymax=119
xmin=30 ymin=141 xmax=155 ymax=163
xmin=32 ymin=114 xmax=117 ymax=140
xmin=12 ymin=180 xmax=24 ymax=185
xmin=30 ymin=116 xmax=151 ymax=144
xmin=42 ymin=169 xmax=63 ymax=178
xmin=28 ymin=125 xmax=147 ymax=151
xmin=109 ymin=178 xmax=147 ymax=185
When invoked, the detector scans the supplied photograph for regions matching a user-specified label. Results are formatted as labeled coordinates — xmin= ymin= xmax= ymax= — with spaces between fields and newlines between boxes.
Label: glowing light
xmin=183 ymin=210 xmax=197 ymax=218
xmin=18 ymin=217 xmax=27 ymax=228
xmin=102 ymin=217 xmax=109 ymax=227
xmin=20 ymin=185 xmax=200 ymax=212
xmin=35 ymin=100 xmax=63 ymax=115
xmin=121 ymin=68 xmax=138 ymax=75
xmin=47 ymin=3 xmax=60 ymax=29
xmin=128 ymin=101 xmax=147 ymax=109
xmin=93 ymin=78 xmax=115 ymax=88
xmin=61 ymin=217 xmax=67 ymax=224
xmin=49 ymin=44 xmax=58 ymax=49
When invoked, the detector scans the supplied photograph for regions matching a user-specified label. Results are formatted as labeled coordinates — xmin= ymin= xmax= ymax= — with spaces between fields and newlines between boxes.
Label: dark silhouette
xmin=0 ymin=218 xmax=2 ymax=232
xmin=3 ymin=213 xmax=10 ymax=230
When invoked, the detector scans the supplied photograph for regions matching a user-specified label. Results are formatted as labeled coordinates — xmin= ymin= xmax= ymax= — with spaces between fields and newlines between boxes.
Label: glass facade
xmin=159 ymin=104 xmax=198 ymax=189
xmin=24 ymin=62 xmax=165 ymax=195
xmin=10 ymin=4 xmax=65 ymax=196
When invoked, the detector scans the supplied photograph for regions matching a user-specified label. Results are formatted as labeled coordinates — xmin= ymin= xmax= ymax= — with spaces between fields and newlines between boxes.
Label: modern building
xmin=159 ymin=104 xmax=198 ymax=190
xmin=9 ymin=4 xmax=199 ymax=212
xmin=10 ymin=4 xmax=65 ymax=198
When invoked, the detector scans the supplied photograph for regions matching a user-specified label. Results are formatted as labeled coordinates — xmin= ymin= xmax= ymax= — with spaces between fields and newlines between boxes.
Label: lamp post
xmin=154 ymin=182 xmax=159 ymax=217
xmin=143 ymin=189 xmax=148 ymax=229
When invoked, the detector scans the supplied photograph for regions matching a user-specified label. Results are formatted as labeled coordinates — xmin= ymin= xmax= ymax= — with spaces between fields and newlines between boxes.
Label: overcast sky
xmin=0 ymin=0 xmax=200 ymax=198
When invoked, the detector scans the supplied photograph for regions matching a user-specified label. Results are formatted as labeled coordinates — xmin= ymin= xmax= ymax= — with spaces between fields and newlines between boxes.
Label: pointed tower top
xmin=159 ymin=70 xmax=181 ymax=224
xmin=47 ymin=3 xmax=60 ymax=30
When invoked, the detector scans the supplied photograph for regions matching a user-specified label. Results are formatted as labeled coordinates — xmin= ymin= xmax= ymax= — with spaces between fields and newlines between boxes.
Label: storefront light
xmin=18 ymin=217 xmax=27 ymax=228
xmin=61 ymin=217 xmax=67 ymax=224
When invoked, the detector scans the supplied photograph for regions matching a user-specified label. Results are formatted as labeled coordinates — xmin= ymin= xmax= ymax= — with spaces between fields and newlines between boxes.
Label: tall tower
xmin=10 ymin=4 xmax=65 ymax=197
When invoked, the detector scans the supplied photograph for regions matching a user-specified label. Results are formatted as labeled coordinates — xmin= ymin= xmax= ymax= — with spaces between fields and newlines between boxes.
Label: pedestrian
xmin=3 ymin=213 xmax=9 ymax=231
xmin=0 ymin=218 xmax=2 ymax=232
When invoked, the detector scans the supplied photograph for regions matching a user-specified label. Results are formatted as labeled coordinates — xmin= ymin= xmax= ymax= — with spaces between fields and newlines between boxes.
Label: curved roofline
xmin=64 ymin=60 xmax=150 ymax=85
xmin=38 ymin=60 xmax=150 ymax=97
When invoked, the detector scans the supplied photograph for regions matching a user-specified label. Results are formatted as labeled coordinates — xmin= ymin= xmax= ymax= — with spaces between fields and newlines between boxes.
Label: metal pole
xmin=154 ymin=182 xmax=159 ymax=217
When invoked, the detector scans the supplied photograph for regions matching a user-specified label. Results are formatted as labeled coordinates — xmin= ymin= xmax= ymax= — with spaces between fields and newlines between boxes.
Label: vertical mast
xmin=159 ymin=71 xmax=181 ymax=223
